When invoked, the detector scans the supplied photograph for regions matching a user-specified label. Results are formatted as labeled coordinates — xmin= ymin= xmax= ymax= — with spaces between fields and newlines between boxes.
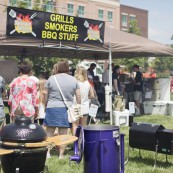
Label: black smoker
xmin=0 ymin=116 xmax=47 ymax=173
xmin=129 ymin=122 xmax=173 ymax=164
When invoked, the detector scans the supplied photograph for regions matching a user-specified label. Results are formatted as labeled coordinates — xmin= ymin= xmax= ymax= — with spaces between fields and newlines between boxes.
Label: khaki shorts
xmin=133 ymin=91 xmax=142 ymax=103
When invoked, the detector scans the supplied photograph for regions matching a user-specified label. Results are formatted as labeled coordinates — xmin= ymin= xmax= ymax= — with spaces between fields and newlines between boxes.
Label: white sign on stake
xmin=89 ymin=104 xmax=99 ymax=117
xmin=129 ymin=102 xmax=135 ymax=114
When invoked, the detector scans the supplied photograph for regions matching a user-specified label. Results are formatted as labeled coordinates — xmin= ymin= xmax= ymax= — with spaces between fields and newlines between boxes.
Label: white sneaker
xmin=93 ymin=118 xmax=100 ymax=124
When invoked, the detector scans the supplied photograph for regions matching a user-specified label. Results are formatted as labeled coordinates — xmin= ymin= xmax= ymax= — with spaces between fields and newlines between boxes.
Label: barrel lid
xmin=83 ymin=125 xmax=119 ymax=131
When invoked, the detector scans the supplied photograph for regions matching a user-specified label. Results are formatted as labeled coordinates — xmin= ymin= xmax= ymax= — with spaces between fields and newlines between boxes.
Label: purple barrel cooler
xmin=70 ymin=125 xmax=125 ymax=173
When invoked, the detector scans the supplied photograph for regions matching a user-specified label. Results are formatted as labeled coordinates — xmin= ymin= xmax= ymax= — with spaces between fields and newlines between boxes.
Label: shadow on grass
xmin=128 ymin=156 xmax=172 ymax=168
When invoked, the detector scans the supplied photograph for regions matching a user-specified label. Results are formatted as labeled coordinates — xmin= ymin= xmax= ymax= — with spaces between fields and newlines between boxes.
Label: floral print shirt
xmin=8 ymin=76 xmax=38 ymax=117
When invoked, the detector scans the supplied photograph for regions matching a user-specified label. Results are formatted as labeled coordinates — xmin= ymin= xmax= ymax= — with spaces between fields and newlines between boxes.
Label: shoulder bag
xmin=53 ymin=75 xmax=81 ymax=123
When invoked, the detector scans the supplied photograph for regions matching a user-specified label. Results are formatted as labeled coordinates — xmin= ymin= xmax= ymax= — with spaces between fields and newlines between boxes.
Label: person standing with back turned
xmin=44 ymin=60 xmax=81 ymax=158
xmin=132 ymin=64 xmax=143 ymax=115
xmin=8 ymin=61 xmax=38 ymax=123
xmin=73 ymin=66 xmax=94 ymax=134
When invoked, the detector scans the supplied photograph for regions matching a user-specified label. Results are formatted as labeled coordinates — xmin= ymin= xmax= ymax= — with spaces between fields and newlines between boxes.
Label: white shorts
xmin=133 ymin=91 xmax=142 ymax=103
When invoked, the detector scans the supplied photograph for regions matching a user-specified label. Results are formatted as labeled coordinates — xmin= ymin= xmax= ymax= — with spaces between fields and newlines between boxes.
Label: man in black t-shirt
xmin=87 ymin=63 xmax=96 ymax=81
xmin=112 ymin=65 xmax=121 ymax=96
xmin=133 ymin=65 xmax=143 ymax=115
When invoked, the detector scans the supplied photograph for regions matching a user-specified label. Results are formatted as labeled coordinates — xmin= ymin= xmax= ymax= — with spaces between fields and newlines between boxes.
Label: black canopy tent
xmin=1 ymin=7 xmax=173 ymax=124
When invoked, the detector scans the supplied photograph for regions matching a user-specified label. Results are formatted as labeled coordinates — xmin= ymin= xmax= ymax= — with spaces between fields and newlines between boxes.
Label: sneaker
xmin=93 ymin=118 xmax=100 ymax=124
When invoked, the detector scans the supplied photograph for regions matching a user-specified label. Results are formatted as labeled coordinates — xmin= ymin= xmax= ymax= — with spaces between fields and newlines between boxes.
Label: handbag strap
xmin=53 ymin=75 xmax=69 ymax=108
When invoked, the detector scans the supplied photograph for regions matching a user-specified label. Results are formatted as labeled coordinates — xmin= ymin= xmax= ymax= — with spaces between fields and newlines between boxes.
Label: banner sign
xmin=6 ymin=7 xmax=105 ymax=44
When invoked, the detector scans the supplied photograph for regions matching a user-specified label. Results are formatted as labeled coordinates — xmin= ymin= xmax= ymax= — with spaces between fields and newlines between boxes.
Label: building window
xmin=98 ymin=9 xmax=104 ymax=20
xmin=78 ymin=5 xmax=85 ymax=17
xmin=108 ymin=11 xmax=113 ymax=22
xmin=129 ymin=15 xmax=136 ymax=21
xmin=23 ymin=0 xmax=32 ymax=9
xmin=10 ymin=0 xmax=32 ymax=8
xmin=46 ymin=1 xmax=54 ymax=12
xmin=67 ymin=4 xmax=74 ymax=15
xmin=9 ymin=0 xmax=17 ymax=5
xmin=122 ymin=14 xmax=128 ymax=26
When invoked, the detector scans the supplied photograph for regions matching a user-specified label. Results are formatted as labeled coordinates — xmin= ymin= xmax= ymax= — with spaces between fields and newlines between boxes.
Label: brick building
xmin=0 ymin=0 xmax=148 ymax=37
xmin=120 ymin=5 xmax=148 ymax=38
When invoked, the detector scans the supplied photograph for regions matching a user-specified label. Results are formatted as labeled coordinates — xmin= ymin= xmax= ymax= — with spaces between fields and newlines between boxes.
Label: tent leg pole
xmin=109 ymin=50 xmax=113 ymax=125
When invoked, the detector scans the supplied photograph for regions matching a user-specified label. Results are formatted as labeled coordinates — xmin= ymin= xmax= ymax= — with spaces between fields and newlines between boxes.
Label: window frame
xmin=129 ymin=15 xmax=136 ymax=21
xmin=46 ymin=1 xmax=54 ymax=12
xmin=98 ymin=9 xmax=104 ymax=21
xmin=121 ymin=13 xmax=128 ymax=26
xmin=67 ymin=3 xmax=74 ymax=15
xmin=78 ymin=5 xmax=85 ymax=17
xmin=108 ymin=11 xmax=113 ymax=22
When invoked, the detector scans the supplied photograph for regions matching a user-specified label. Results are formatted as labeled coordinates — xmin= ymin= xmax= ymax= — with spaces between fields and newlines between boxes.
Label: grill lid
xmin=0 ymin=116 xmax=47 ymax=143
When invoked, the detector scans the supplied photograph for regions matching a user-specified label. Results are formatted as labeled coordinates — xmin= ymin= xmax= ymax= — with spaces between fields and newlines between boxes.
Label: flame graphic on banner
xmin=15 ymin=14 xmax=32 ymax=34
xmin=9 ymin=9 xmax=37 ymax=37
xmin=88 ymin=24 xmax=100 ymax=40
xmin=84 ymin=21 xmax=103 ymax=43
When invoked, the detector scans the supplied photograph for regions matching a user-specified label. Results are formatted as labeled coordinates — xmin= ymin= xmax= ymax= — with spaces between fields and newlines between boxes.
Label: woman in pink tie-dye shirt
xmin=8 ymin=62 xmax=38 ymax=122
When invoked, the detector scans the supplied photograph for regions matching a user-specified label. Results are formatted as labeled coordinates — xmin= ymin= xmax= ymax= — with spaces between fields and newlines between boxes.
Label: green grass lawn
xmin=45 ymin=114 xmax=173 ymax=173
xmin=4 ymin=107 xmax=173 ymax=173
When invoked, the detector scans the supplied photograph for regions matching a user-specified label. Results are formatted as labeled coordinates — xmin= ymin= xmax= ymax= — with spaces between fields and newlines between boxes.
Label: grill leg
xmin=153 ymin=143 xmax=158 ymax=169
xmin=125 ymin=142 xmax=130 ymax=164
xmin=165 ymin=154 xmax=168 ymax=163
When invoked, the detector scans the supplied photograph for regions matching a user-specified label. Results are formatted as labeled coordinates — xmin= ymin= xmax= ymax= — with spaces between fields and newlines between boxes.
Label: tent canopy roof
xmin=0 ymin=26 xmax=173 ymax=59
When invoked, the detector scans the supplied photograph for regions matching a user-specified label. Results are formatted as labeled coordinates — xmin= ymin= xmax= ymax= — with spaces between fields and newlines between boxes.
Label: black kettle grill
xmin=0 ymin=116 xmax=48 ymax=173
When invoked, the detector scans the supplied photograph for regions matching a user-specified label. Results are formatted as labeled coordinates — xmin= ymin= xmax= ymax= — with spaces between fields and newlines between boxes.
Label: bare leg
xmin=45 ymin=126 xmax=56 ymax=158
xmin=80 ymin=116 xmax=88 ymax=127
xmin=71 ymin=119 xmax=79 ymax=135
xmin=45 ymin=126 xmax=56 ymax=137
xmin=57 ymin=127 xmax=69 ymax=158
xmin=134 ymin=100 xmax=140 ymax=115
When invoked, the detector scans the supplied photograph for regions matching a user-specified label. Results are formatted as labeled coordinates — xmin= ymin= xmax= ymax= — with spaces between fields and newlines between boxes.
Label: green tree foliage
xmin=152 ymin=57 xmax=173 ymax=77
xmin=128 ymin=20 xmax=141 ymax=36
xmin=113 ymin=57 xmax=149 ymax=72
xmin=113 ymin=20 xmax=148 ymax=72
xmin=32 ymin=0 xmax=41 ymax=11
xmin=17 ymin=1 xmax=27 ymax=8
xmin=23 ymin=57 xmax=80 ymax=77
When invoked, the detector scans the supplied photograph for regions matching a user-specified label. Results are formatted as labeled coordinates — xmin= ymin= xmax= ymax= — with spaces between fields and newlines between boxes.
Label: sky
xmin=120 ymin=0 xmax=173 ymax=45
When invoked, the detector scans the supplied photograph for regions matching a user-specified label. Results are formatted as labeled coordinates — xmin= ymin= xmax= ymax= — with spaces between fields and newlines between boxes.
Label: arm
xmin=88 ymin=85 xmax=95 ymax=99
xmin=113 ymin=79 xmax=120 ymax=95
xmin=75 ymin=88 xmax=81 ymax=104
xmin=32 ymin=82 xmax=39 ymax=108
xmin=43 ymin=87 xmax=48 ymax=107
xmin=8 ymin=82 xmax=13 ymax=106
